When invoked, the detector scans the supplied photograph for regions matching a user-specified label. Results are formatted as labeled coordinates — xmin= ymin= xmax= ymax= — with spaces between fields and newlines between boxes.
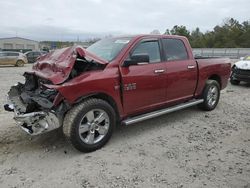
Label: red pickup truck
xmin=4 ymin=35 xmax=231 ymax=152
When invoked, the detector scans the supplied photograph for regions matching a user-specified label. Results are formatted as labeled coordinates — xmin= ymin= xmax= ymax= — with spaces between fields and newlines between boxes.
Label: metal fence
xmin=193 ymin=48 xmax=250 ymax=59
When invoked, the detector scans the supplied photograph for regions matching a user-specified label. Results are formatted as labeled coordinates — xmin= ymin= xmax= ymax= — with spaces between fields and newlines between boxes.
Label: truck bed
xmin=194 ymin=57 xmax=231 ymax=97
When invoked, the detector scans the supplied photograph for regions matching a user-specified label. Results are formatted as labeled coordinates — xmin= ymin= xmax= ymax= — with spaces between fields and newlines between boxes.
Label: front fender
xmin=45 ymin=68 xmax=124 ymax=116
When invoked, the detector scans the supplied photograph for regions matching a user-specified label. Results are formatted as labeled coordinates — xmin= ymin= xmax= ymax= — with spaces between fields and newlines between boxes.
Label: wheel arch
xmin=207 ymin=74 xmax=221 ymax=88
xmin=74 ymin=92 xmax=121 ymax=121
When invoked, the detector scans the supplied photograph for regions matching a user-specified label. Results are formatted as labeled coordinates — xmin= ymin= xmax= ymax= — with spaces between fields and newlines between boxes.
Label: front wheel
xmin=198 ymin=80 xmax=220 ymax=111
xmin=63 ymin=98 xmax=116 ymax=152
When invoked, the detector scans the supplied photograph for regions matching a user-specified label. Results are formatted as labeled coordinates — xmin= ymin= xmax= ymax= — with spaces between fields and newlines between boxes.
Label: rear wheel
xmin=16 ymin=60 xmax=24 ymax=67
xmin=198 ymin=80 xmax=220 ymax=111
xmin=63 ymin=98 xmax=116 ymax=152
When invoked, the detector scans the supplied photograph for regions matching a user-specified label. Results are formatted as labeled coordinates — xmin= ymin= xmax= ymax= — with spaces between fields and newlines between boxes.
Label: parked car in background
xmin=230 ymin=55 xmax=250 ymax=85
xmin=0 ymin=51 xmax=28 ymax=67
xmin=24 ymin=51 xmax=47 ymax=63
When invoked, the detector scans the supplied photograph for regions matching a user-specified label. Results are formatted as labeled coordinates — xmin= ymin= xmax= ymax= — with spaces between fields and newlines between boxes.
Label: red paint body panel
xmin=45 ymin=67 xmax=124 ymax=116
xmin=195 ymin=58 xmax=231 ymax=96
xmin=120 ymin=63 xmax=167 ymax=115
xmin=31 ymin=35 xmax=231 ymax=119
xmin=30 ymin=46 xmax=107 ymax=85
xmin=165 ymin=59 xmax=198 ymax=102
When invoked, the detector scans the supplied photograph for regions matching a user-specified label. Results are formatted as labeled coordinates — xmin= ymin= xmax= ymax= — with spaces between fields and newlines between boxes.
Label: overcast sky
xmin=0 ymin=0 xmax=249 ymax=41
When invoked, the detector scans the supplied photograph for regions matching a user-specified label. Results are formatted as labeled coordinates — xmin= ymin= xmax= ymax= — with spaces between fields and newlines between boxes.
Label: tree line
xmin=164 ymin=18 xmax=250 ymax=48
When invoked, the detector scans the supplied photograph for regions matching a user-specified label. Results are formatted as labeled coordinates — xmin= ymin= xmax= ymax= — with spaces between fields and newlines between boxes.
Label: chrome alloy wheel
xmin=207 ymin=85 xmax=218 ymax=107
xmin=79 ymin=109 xmax=110 ymax=145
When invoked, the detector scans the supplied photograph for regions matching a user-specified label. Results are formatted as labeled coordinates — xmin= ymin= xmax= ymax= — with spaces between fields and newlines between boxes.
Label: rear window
xmin=162 ymin=38 xmax=188 ymax=61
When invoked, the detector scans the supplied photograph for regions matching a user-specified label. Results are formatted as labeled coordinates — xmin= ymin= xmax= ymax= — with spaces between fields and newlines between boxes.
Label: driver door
xmin=120 ymin=39 xmax=167 ymax=115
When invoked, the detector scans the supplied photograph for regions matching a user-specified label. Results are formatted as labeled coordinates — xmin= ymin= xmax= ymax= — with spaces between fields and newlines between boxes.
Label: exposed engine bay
xmin=70 ymin=58 xmax=105 ymax=79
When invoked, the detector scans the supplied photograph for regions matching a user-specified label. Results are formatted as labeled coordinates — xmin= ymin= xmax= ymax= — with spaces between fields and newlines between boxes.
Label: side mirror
xmin=123 ymin=54 xmax=150 ymax=67
xmin=240 ymin=57 xmax=244 ymax=60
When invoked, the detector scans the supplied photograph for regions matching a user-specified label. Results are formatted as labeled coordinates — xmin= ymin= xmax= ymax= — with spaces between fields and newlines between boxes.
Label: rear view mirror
xmin=123 ymin=54 xmax=149 ymax=67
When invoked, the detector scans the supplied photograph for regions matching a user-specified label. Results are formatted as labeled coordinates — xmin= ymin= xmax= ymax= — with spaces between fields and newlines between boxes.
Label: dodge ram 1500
xmin=4 ymin=35 xmax=231 ymax=152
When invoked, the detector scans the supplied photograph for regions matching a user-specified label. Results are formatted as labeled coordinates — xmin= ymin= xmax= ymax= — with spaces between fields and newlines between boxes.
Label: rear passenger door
xmin=162 ymin=38 xmax=197 ymax=103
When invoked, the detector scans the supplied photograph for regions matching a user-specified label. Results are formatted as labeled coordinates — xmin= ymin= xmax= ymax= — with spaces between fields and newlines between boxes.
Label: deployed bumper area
xmin=4 ymin=75 xmax=62 ymax=135
xmin=4 ymin=106 xmax=60 ymax=135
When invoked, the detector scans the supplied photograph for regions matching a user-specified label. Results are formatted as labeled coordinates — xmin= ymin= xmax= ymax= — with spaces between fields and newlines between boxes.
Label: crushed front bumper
xmin=5 ymin=103 xmax=60 ymax=135
xmin=4 ymin=84 xmax=61 ymax=136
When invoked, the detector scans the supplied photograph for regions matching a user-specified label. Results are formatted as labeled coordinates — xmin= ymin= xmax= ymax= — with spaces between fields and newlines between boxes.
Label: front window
xmin=87 ymin=37 xmax=131 ymax=62
xmin=131 ymin=40 xmax=161 ymax=63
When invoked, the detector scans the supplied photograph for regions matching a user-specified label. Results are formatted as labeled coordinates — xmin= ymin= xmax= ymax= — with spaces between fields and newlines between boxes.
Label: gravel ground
xmin=0 ymin=64 xmax=250 ymax=188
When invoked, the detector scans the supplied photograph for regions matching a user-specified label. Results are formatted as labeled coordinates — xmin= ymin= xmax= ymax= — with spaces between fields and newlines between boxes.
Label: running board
xmin=122 ymin=99 xmax=204 ymax=125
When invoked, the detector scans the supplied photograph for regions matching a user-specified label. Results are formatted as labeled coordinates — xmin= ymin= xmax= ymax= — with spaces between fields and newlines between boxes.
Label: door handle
xmin=187 ymin=65 xmax=195 ymax=69
xmin=154 ymin=69 xmax=165 ymax=74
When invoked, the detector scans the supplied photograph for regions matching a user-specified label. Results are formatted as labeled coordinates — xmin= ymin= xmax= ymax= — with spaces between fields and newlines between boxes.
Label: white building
xmin=0 ymin=37 xmax=39 ymax=51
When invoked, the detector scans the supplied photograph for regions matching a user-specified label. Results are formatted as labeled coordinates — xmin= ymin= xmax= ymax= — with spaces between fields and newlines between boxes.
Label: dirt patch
xmin=0 ymin=64 xmax=250 ymax=188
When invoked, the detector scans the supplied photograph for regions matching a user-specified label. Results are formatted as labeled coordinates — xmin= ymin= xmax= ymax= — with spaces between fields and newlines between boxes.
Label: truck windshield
xmin=87 ymin=37 xmax=131 ymax=62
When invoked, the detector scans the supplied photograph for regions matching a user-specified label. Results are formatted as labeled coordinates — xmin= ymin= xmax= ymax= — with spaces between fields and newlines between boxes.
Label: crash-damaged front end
xmin=4 ymin=73 xmax=66 ymax=135
xmin=4 ymin=45 xmax=107 ymax=136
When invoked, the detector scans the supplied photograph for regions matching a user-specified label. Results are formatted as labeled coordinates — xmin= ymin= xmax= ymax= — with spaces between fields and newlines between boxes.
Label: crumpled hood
xmin=28 ymin=46 xmax=107 ymax=85
xmin=235 ymin=60 xmax=250 ymax=70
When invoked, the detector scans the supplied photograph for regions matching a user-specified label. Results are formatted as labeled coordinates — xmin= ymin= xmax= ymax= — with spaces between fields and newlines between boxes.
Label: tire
xmin=198 ymin=80 xmax=220 ymax=111
xmin=63 ymin=98 xmax=116 ymax=152
xmin=230 ymin=78 xmax=240 ymax=85
xmin=16 ymin=60 xmax=24 ymax=67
